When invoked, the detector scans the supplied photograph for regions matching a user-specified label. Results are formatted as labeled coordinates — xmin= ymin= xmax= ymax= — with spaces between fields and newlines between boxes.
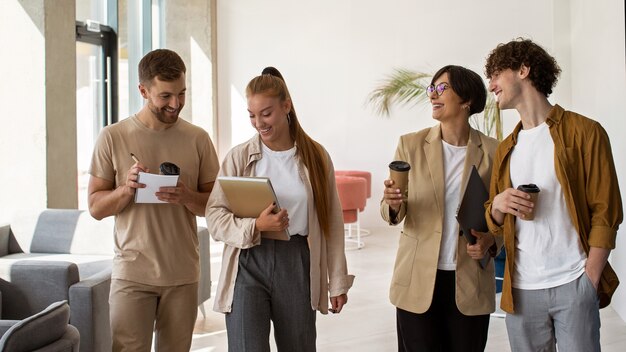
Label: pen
xmin=130 ymin=153 xmax=140 ymax=164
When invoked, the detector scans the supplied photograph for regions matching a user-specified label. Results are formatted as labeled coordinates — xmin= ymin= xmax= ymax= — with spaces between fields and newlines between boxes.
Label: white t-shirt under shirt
xmin=255 ymin=143 xmax=309 ymax=237
xmin=438 ymin=141 xmax=466 ymax=270
xmin=509 ymin=122 xmax=586 ymax=289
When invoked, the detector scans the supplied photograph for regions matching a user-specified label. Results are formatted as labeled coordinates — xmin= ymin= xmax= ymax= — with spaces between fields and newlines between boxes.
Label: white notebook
xmin=134 ymin=172 xmax=179 ymax=204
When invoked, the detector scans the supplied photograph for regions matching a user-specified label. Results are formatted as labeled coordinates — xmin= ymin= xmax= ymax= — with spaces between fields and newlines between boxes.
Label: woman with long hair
xmin=206 ymin=67 xmax=354 ymax=351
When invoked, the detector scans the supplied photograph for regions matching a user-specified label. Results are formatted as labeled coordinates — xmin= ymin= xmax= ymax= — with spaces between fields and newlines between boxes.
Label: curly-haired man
xmin=484 ymin=38 xmax=622 ymax=352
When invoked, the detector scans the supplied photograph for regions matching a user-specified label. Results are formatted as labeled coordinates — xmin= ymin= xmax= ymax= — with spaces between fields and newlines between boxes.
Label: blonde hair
xmin=246 ymin=67 xmax=331 ymax=237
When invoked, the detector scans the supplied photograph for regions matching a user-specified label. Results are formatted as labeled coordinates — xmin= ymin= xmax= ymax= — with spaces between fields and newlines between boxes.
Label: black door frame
xmin=76 ymin=21 xmax=119 ymax=125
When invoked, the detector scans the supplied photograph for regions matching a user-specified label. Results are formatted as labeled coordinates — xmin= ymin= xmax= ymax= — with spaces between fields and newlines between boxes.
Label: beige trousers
xmin=110 ymin=279 xmax=198 ymax=352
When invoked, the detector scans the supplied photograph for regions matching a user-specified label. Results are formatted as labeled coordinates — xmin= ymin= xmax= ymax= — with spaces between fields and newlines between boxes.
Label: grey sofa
xmin=0 ymin=300 xmax=80 ymax=352
xmin=0 ymin=209 xmax=113 ymax=352
xmin=0 ymin=209 xmax=212 ymax=352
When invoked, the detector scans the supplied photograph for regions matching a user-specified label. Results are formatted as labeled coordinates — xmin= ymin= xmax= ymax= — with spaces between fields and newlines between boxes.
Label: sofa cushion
xmin=0 ymin=253 xmax=112 ymax=280
xmin=0 ymin=225 xmax=9 ymax=257
xmin=0 ymin=300 xmax=70 ymax=351
xmin=4 ymin=209 xmax=114 ymax=256
xmin=31 ymin=210 xmax=82 ymax=253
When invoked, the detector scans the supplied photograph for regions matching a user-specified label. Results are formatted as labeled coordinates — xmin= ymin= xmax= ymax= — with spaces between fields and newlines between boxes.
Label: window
xmin=75 ymin=21 xmax=118 ymax=209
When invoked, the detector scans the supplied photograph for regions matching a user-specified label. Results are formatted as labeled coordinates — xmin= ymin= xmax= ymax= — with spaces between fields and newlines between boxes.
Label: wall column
xmin=160 ymin=0 xmax=217 ymax=141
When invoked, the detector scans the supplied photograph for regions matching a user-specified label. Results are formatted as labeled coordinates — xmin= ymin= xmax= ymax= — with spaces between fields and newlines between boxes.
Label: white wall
xmin=0 ymin=1 xmax=47 ymax=209
xmin=0 ymin=0 xmax=77 ymax=209
xmin=217 ymin=0 xmax=626 ymax=320
xmin=566 ymin=0 xmax=626 ymax=322
xmin=217 ymin=0 xmax=556 ymax=226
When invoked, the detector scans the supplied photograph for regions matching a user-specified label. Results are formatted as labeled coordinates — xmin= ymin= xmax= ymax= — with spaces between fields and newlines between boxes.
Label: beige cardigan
xmin=206 ymin=135 xmax=355 ymax=314
xmin=381 ymin=126 xmax=501 ymax=315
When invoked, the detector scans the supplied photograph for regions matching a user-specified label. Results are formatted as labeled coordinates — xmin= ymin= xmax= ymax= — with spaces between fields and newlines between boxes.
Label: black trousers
xmin=396 ymin=270 xmax=490 ymax=352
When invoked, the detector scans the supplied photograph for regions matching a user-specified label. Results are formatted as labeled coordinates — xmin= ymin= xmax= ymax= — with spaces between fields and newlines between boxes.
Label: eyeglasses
xmin=426 ymin=83 xmax=449 ymax=98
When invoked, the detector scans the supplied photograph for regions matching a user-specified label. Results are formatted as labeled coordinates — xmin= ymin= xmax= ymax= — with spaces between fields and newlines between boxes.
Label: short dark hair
xmin=138 ymin=49 xmax=186 ymax=85
xmin=431 ymin=65 xmax=487 ymax=115
xmin=485 ymin=38 xmax=561 ymax=97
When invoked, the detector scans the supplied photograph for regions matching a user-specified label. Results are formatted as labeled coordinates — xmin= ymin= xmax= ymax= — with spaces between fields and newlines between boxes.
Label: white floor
xmin=191 ymin=227 xmax=626 ymax=351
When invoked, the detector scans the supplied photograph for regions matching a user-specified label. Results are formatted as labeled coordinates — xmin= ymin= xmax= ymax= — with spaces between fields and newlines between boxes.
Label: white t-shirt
xmin=438 ymin=141 xmax=466 ymax=270
xmin=255 ymin=143 xmax=309 ymax=236
xmin=509 ymin=122 xmax=586 ymax=289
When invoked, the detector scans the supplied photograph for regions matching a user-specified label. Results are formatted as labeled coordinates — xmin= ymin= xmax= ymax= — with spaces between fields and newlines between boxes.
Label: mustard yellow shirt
xmin=485 ymin=104 xmax=623 ymax=313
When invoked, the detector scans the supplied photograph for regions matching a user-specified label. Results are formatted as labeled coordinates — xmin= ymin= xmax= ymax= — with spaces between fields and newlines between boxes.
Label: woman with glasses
xmin=381 ymin=65 xmax=501 ymax=352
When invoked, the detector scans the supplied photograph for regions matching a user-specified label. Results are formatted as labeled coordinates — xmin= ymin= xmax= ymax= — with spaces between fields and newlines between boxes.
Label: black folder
xmin=456 ymin=166 xmax=491 ymax=269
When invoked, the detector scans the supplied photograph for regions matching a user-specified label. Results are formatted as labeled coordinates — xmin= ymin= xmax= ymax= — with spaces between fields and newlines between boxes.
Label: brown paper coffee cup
xmin=517 ymin=184 xmax=540 ymax=220
xmin=389 ymin=161 xmax=411 ymax=199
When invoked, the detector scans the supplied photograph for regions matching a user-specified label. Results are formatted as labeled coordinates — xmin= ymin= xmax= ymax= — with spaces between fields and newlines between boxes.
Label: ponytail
xmin=246 ymin=68 xmax=331 ymax=237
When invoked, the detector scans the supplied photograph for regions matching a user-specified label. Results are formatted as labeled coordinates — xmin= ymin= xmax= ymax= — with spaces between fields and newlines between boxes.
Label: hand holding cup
xmin=516 ymin=184 xmax=540 ymax=220
xmin=388 ymin=161 xmax=410 ymax=198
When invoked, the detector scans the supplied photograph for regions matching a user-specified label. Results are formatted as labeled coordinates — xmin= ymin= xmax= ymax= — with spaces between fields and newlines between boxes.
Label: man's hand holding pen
xmin=129 ymin=153 xmax=194 ymax=206
xmin=125 ymin=153 xmax=148 ymax=195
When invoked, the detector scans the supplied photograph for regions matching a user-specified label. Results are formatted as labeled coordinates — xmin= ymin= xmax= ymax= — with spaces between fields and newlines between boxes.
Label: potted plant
xmin=368 ymin=68 xmax=502 ymax=140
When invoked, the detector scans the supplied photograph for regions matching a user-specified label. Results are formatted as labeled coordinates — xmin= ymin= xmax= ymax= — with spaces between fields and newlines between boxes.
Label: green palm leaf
xmin=367 ymin=69 xmax=432 ymax=116
xmin=367 ymin=68 xmax=503 ymax=140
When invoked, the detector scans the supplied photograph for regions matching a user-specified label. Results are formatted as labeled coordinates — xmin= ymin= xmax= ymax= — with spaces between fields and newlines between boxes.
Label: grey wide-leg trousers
xmin=226 ymin=235 xmax=316 ymax=352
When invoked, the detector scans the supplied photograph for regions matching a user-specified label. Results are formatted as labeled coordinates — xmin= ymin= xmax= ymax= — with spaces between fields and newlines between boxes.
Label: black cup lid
xmin=517 ymin=184 xmax=540 ymax=193
xmin=160 ymin=162 xmax=180 ymax=175
xmin=389 ymin=161 xmax=411 ymax=172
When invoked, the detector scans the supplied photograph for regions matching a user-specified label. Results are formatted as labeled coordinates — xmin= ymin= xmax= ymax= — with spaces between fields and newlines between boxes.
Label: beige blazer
xmin=381 ymin=125 xmax=500 ymax=315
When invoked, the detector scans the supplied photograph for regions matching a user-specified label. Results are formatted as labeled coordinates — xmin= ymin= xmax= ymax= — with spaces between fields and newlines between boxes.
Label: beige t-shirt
xmin=90 ymin=115 xmax=219 ymax=286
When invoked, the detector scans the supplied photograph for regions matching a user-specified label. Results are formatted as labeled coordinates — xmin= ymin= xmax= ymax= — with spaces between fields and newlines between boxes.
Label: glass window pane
xmin=76 ymin=41 xmax=104 ymax=209
xmin=118 ymin=0 xmax=130 ymax=119
xmin=76 ymin=0 xmax=107 ymax=23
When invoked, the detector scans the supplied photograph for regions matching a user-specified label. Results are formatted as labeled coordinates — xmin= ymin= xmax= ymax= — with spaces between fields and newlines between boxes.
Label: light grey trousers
xmin=505 ymin=273 xmax=601 ymax=352
xmin=226 ymin=235 xmax=316 ymax=352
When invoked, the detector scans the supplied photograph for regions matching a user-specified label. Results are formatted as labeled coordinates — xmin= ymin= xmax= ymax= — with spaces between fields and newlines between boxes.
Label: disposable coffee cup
xmin=517 ymin=184 xmax=540 ymax=220
xmin=389 ymin=161 xmax=411 ymax=199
